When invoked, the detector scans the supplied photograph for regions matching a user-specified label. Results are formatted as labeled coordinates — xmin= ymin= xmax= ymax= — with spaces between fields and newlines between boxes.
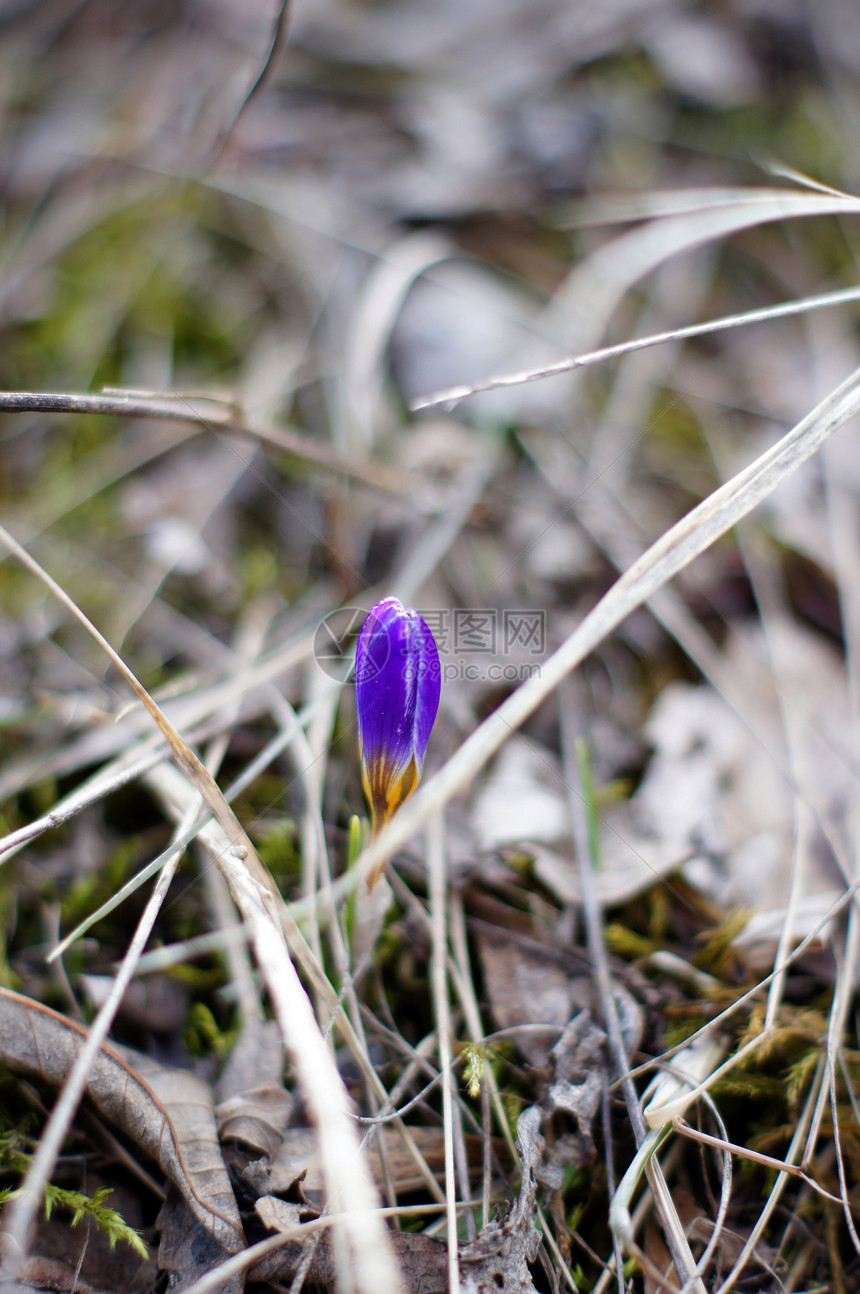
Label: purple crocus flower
xmin=355 ymin=598 xmax=441 ymax=868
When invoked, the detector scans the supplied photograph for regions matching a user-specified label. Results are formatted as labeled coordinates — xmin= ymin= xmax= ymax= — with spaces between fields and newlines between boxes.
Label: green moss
xmin=0 ymin=1131 xmax=149 ymax=1258
xmin=692 ymin=907 xmax=752 ymax=975
xmin=184 ymin=1001 xmax=236 ymax=1059
xmin=672 ymin=92 xmax=843 ymax=188
xmin=251 ymin=818 xmax=301 ymax=881
xmin=604 ymin=922 xmax=656 ymax=959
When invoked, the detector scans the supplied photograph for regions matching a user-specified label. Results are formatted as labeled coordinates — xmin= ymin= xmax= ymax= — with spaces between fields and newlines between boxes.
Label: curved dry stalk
xmin=413 ymin=188 xmax=860 ymax=412
xmin=676 ymin=1094 xmax=733 ymax=1293
xmin=207 ymin=0 xmax=294 ymax=166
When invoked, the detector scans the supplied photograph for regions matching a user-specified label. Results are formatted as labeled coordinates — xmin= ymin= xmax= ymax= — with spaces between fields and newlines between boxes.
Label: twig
xmin=672 ymin=1120 xmax=843 ymax=1206
xmin=0 ymin=389 xmax=401 ymax=491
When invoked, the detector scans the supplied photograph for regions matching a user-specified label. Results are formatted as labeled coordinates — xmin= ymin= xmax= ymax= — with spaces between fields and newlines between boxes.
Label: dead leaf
xmin=459 ymin=1106 xmax=543 ymax=1294
xmin=475 ymin=924 xmax=592 ymax=1067
xmin=254 ymin=1194 xmax=307 ymax=1233
xmin=542 ymin=1014 xmax=606 ymax=1179
xmin=215 ymin=1020 xmax=293 ymax=1161
xmin=622 ymin=619 xmax=850 ymax=922
xmin=249 ymin=1227 xmax=448 ymax=1293
xmin=215 ymin=1084 xmax=294 ymax=1161
xmin=0 ymin=988 xmax=244 ymax=1256
xmin=216 ymin=1016 xmax=285 ymax=1100
xmin=19 ymin=1254 xmax=106 ymax=1294
xmin=269 ymin=1125 xmax=450 ymax=1200
xmin=211 ymin=1017 xmax=293 ymax=1162
xmin=157 ymin=1189 xmax=243 ymax=1294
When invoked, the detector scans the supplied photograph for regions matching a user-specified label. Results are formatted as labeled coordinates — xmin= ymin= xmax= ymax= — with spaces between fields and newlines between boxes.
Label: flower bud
xmin=355 ymin=598 xmax=441 ymax=881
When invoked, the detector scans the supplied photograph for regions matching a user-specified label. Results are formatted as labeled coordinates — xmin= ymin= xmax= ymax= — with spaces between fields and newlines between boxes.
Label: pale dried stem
xmin=427 ymin=812 xmax=461 ymax=1294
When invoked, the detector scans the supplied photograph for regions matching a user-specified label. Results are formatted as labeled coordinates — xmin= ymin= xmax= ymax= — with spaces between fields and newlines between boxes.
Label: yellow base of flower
xmin=362 ymin=752 xmax=420 ymax=889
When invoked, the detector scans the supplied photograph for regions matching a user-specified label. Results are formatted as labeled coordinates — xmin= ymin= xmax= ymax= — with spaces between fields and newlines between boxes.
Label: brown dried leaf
xmin=215 ymin=1084 xmax=294 ymax=1161
xmin=0 ymin=988 xmax=244 ymax=1255
xmin=254 ymin=1195 xmax=306 ymax=1232
xmin=269 ymin=1125 xmax=450 ymax=1200
xmin=19 ymin=1254 xmax=106 ymax=1294
xmin=475 ymin=926 xmax=592 ymax=1067
xmin=542 ymin=1014 xmax=606 ymax=1180
xmin=459 ymin=1106 xmax=543 ymax=1294
xmin=215 ymin=1016 xmax=293 ymax=1161
xmin=157 ymin=1189 xmax=243 ymax=1294
xmin=249 ymin=1226 xmax=448 ymax=1292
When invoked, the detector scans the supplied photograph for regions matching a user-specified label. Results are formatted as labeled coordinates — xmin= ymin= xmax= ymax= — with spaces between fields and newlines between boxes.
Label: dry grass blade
xmin=427 ymin=811 xmax=461 ymax=1294
xmin=413 ymin=188 xmax=860 ymax=410
xmin=356 ymin=364 xmax=860 ymax=886
xmin=559 ymin=181 xmax=859 ymax=226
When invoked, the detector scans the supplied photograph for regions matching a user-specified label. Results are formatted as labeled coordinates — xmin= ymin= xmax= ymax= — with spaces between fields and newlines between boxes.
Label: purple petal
xmin=355 ymin=597 xmax=441 ymax=832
